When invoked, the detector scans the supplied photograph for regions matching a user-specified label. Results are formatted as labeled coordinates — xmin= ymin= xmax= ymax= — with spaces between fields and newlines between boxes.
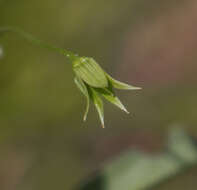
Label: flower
xmin=0 ymin=26 xmax=141 ymax=128
xmin=72 ymin=56 xmax=141 ymax=128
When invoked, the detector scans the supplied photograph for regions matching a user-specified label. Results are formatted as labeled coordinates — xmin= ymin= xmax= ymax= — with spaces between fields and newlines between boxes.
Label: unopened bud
xmin=72 ymin=57 xmax=108 ymax=88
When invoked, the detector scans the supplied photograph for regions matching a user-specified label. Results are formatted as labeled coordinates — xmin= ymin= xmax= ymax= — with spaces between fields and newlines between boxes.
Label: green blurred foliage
xmin=78 ymin=128 xmax=197 ymax=190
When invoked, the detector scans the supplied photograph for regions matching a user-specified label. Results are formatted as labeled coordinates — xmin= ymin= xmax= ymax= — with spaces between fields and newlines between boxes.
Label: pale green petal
xmin=106 ymin=73 xmax=141 ymax=90
xmin=73 ymin=57 xmax=108 ymax=88
xmin=90 ymin=88 xmax=105 ymax=128
xmin=94 ymin=88 xmax=129 ymax=114
xmin=74 ymin=77 xmax=90 ymax=121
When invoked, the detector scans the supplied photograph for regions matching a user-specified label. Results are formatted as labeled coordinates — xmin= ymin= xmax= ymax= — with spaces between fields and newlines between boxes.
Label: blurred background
xmin=0 ymin=0 xmax=197 ymax=189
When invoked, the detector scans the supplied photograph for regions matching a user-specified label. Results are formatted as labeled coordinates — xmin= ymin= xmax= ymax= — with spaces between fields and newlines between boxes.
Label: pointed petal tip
xmin=127 ymin=86 xmax=142 ymax=90
xmin=136 ymin=87 xmax=142 ymax=90
xmin=125 ymin=110 xmax=130 ymax=114
xmin=101 ymin=118 xmax=105 ymax=128
xmin=121 ymin=107 xmax=130 ymax=114
xmin=83 ymin=112 xmax=88 ymax=121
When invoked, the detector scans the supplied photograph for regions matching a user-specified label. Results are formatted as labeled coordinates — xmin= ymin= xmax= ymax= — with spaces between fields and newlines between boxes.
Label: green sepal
xmin=94 ymin=87 xmax=129 ymax=114
xmin=106 ymin=73 xmax=141 ymax=90
xmin=74 ymin=76 xmax=90 ymax=121
xmin=73 ymin=57 xmax=108 ymax=88
xmin=89 ymin=88 xmax=105 ymax=128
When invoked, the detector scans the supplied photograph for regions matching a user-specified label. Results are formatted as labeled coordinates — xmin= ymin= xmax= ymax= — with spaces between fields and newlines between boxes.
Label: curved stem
xmin=0 ymin=26 xmax=77 ymax=61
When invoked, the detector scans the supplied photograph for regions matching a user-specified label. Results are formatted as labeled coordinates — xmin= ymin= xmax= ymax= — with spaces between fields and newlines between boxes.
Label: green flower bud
xmin=73 ymin=56 xmax=141 ymax=128
xmin=72 ymin=57 xmax=108 ymax=88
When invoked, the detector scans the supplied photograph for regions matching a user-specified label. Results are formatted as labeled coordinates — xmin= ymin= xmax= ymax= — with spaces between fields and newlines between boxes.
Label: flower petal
xmin=74 ymin=77 xmax=90 ymax=121
xmin=89 ymin=88 xmax=105 ymax=128
xmin=106 ymin=73 xmax=141 ymax=90
xmin=94 ymin=88 xmax=129 ymax=114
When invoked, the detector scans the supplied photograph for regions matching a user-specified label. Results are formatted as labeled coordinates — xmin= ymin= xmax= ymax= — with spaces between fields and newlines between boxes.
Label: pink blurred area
xmin=121 ymin=0 xmax=197 ymax=87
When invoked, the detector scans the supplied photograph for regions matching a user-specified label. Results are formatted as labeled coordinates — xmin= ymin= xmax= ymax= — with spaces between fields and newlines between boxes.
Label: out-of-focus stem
xmin=0 ymin=26 xmax=77 ymax=61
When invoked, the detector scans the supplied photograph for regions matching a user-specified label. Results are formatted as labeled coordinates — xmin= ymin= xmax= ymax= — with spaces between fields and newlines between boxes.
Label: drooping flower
xmin=0 ymin=26 xmax=141 ymax=128
xmin=73 ymin=56 xmax=141 ymax=128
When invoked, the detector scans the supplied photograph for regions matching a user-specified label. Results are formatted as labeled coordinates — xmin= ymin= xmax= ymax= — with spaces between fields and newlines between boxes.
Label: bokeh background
xmin=0 ymin=0 xmax=197 ymax=189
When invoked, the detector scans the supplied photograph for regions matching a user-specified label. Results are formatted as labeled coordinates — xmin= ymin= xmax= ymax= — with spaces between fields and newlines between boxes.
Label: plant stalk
xmin=0 ymin=26 xmax=77 ymax=61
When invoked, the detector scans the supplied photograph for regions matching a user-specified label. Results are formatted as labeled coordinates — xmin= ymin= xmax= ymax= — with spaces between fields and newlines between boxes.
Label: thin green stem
xmin=0 ymin=26 xmax=77 ymax=61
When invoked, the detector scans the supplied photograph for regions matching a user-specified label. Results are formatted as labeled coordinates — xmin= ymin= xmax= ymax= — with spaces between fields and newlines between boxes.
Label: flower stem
xmin=0 ymin=26 xmax=77 ymax=61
